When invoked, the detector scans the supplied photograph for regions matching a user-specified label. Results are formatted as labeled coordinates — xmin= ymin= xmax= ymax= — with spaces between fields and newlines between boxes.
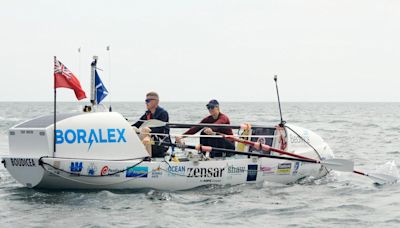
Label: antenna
xmin=274 ymin=75 xmax=285 ymax=126
xmin=78 ymin=47 xmax=81 ymax=81
xmin=107 ymin=45 xmax=112 ymax=112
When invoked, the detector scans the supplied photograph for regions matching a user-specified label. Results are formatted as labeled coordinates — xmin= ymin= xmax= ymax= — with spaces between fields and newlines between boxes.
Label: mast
xmin=90 ymin=56 xmax=98 ymax=106
xmin=53 ymin=56 xmax=57 ymax=157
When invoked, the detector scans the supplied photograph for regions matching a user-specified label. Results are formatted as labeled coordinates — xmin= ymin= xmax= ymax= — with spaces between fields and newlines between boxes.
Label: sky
xmin=0 ymin=0 xmax=399 ymax=102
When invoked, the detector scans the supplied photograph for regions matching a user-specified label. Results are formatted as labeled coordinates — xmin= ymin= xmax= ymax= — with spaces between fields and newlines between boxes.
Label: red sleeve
xmin=183 ymin=116 xmax=210 ymax=135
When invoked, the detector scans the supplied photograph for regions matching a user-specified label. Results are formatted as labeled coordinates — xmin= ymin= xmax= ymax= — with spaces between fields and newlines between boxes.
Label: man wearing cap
xmin=176 ymin=99 xmax=235 ymax=158
xmin=133 ymin=92 xmax=170 ymax=158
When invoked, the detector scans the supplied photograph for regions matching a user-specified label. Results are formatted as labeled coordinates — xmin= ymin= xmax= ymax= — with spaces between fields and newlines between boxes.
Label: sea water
xmin=0 ymin=102 xmax=399 ymax=228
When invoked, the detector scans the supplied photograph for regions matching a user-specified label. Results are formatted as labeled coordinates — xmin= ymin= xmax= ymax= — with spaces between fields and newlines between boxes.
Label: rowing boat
xmin=2 ymin=111 xmax=339 ymax=190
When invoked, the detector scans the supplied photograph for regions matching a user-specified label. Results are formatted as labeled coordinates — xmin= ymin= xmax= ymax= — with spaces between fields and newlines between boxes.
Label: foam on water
xmin=0 ymin=102 xmax=399 ymax=227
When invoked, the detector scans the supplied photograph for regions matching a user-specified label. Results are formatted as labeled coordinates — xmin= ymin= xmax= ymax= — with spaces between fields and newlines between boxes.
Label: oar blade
xmin=368 ymin=173 xmax=398 ymax=185
xmin=322 ymin=159 xmax=354 ymax=172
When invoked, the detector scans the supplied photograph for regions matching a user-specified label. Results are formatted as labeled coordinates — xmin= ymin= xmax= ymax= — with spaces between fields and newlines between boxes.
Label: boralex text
xmin=55 ymin=128 xmax=127 ymax=150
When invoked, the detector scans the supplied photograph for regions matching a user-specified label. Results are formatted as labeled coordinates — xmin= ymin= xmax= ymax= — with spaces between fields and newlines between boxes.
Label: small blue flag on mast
xmin=95 ymin=70 xmax=108 ymax=104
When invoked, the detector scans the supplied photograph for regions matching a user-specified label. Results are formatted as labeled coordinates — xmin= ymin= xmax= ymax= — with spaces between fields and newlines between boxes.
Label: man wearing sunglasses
xmin=133 ymin=92 xmax=170 ymax=158
xmin=176 ymin=99 xmax=235 ymax=158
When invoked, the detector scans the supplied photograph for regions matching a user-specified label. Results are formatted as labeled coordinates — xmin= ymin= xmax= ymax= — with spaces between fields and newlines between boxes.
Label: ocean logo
xmin=167 ymin=166 xmax=185 ymax=176
xmin=126 ymin=166 xmax=148 ymax=178
xmin=55 ymin=128 xmax=127 ymax=151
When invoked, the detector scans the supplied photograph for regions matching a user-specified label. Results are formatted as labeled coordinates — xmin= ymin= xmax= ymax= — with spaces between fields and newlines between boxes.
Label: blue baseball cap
xmin=206 ymin=99 xmax=219 ymax=109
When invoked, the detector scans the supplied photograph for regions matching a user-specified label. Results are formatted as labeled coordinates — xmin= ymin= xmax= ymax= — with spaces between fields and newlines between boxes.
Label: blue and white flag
xmin=95 ymin=70 xmax=108 ymax=104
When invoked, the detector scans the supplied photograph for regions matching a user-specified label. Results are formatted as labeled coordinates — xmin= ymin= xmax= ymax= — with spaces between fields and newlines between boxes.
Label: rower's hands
xmin=132 ymin=126 xmax=140 ymax=134
xmin=204 ymin=127 xmax=215 ymax=135
xmin=175 ymin=136 xmax=184 ymax=144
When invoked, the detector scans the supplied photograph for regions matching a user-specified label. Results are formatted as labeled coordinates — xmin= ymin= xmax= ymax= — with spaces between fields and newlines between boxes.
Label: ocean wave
xmin=385 ymin=219 xmax=400 ymax=224
xmin=328 ymin=120 xmax=351 ymax=124
xmin=384 ymin=126 xmax=400 ymax=131
xmin=0 ymin=116 xmax=22 ymax=122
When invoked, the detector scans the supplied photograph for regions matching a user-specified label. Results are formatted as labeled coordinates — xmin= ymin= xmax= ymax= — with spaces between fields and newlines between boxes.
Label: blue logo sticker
xmin=55 ymin=128 xmax=127 ymax=151
xmin=87 ymin=163 xmax=98 ymax=176
xmin=126 ymin=166 xmax=148 ymax=178
xmin=70 ymin=162 xmax=83 ymax=172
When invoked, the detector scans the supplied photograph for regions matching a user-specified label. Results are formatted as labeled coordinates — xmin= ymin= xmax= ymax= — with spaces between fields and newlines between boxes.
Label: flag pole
xmin=53 ymin=56 xmax=57 ymax=157
xmin=107 ymin=45 xmax=112 ymax=112
xmin=90 ymin=56 xmax=98 ymax=107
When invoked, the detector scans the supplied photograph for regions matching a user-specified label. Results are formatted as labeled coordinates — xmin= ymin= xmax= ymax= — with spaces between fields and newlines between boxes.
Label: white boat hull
xmin=2 ymin=112 xmax=335 ymax=190
xmin=3 ymin=155 xmax=329 ymax=190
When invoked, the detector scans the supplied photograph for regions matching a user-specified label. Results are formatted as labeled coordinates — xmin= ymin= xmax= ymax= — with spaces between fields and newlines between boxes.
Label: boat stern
xmin=2 ymin=157 xmax=44 ymax=188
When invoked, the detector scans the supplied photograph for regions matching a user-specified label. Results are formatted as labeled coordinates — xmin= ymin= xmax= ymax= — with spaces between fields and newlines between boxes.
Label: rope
xmin=39 ymin=157 xmax=145 ymax=177
xmin=285 ymin=126 xmax=322 ymax=160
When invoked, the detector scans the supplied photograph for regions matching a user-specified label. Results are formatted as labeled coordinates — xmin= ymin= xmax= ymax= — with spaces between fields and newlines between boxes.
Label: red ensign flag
xmin=54 ymin=57 xmax=87 ymax=100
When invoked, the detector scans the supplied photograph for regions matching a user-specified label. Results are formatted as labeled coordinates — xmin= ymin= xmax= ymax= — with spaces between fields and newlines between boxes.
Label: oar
xmin=353 ymin=170 xmax=398 ymax=185
xmin=140 ymin=119 xmax=244 ymax=129
xmin=159 ymin=141 xmax=354 ymax=172
xmin=222 ymin=134 xmax=398 ymax=184
xmin=222 ymin=134 xmax=313 ymax=161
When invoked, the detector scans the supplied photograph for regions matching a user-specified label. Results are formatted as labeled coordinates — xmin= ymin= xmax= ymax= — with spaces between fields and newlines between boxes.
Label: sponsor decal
xmin=87 ymin=163 xmax=98 ymax=176
xmin=10 ymin=158 xmax=36 ymax=167
xmin=151 ymin=166 xmax=163 ymax=178
xmin=167 ymin=166 xmax=186 ymax=176
xmin=55 ymin=128 xmax=127 ymax=150
xmin=187 ymin=167 xmax=225 ymax=178
xmin=289 ymin=131 xmax=310 ymax=144
xmin=277 ymin=163 xmax=292 ymax=175
xmin=108 ymin=168 xmax=122 ymax=177
xmin=126 ymin=166 xmax=148 ymax=178
xmin=70 ymin=162 xmax=83 ymax=172
xmin=292 ymin=162 xmax=301 ymax=175
xmin=101 ymin=166 xmax=109 ymax=176
xmin=100 ymin=166 xmax=122 ymax=177
xmin=227 ymin=165 xmax=246 ymax=175
xmin=260 ymin=165 xmax=274 ymax=175
xmin=247 ymin=164 xmax=258 ymax=181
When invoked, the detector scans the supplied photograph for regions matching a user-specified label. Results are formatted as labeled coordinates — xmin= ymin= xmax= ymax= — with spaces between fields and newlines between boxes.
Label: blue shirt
xmin=133 ymin=106 xmax=170 ymax=134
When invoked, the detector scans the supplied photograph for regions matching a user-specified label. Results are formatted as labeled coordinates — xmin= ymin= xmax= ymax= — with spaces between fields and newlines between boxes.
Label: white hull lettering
xmin=10 ymin=158 xmax=36 ymax=167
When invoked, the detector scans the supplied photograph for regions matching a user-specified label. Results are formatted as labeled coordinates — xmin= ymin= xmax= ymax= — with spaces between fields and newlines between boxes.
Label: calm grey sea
xmin=0 ymin=102 xmax=399 ymax=228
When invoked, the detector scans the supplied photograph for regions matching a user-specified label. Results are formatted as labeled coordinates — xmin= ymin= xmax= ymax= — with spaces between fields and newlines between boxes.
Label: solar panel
xmin=14 ymin=113 xmax=80 ymax=128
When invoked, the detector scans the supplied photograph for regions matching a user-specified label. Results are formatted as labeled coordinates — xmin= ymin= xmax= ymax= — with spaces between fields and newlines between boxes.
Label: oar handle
xmin=222 ymin=134 xmax=317 ymax=161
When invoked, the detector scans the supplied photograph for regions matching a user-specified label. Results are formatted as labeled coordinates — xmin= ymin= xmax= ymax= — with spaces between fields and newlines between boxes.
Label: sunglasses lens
xmin=207 ymin=105 xmax=215 ymax=110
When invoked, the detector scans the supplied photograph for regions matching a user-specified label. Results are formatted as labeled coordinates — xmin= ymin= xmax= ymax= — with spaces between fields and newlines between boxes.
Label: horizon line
xmin=0 ymin=100 xmax=399 ymax=103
